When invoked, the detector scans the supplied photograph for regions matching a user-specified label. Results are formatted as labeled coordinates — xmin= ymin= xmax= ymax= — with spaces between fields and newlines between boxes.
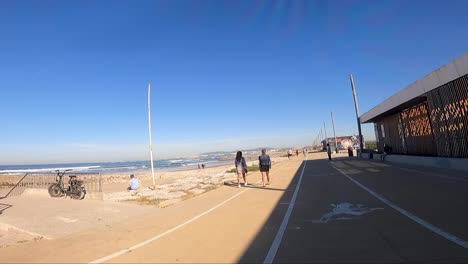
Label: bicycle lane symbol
xmin=306 ymin=202 xmax=384 ymax=223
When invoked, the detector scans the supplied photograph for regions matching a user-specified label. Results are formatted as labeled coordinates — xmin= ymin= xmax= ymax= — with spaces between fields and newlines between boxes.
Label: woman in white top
xmin=235 ymin=151 xmax=248 ymax=188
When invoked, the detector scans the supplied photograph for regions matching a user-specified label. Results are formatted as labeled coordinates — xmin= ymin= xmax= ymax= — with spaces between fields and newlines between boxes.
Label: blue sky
xmin=1 ymin=0 xmax=467 ymax=164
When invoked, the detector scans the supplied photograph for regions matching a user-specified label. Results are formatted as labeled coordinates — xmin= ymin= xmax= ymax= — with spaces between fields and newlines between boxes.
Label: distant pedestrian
xmin=201 ymin=164 xmax=205 ymax=169
xmin=235 ymin=151 xmax=248 ymax=188
xmin=127 ymin=174 xmax=140 ymax=191
xmin=296 ymin=149 xmax=299 ymax=156
xmin=303 ymin=148 xmax=307 ymax=157
xmin=259 ymin=149 xmax=272 ymax=187
xmin=381 ymin=144 xmax=392 ymax=162
xmin=327 ymin=143 xmax=332 ymax=161
xmin=287 ymin=149 xmax=293 ymax=159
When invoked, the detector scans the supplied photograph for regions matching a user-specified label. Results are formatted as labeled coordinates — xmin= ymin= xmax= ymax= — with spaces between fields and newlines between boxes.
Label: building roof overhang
xmin=360 ymin=52 xmax=468 ymax=124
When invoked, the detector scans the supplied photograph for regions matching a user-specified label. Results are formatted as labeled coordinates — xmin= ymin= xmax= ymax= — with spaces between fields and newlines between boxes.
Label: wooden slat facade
xmin=426 ymin=74 xmax=468 ymax=158
xmin=374 ymin=74 xmax=468 ymax=158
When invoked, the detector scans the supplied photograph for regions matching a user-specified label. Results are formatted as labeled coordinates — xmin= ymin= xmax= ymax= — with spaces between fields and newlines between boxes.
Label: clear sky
xmin=1 ymin=0 xmax=467 ymax=165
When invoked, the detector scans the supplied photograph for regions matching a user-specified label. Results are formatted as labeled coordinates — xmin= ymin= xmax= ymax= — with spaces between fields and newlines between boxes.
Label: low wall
xmin=360 ymin=153 xmax=468 ymax=171
xmin=22 ymin=188 xmax=103 ymax=200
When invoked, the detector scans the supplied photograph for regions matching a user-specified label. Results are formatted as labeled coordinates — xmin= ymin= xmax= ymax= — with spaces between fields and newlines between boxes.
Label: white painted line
xmin=89 ymin=180 xmax=262 ymax=264
xmin=264 ymin=161 xmax=307 ymax=264
xmin=0 ymin=222 xmax=50 ymax=240
xmin=390 ymin=165 xmax=468 ymax=183
xmin=331 ymin=164 xmax=468 ymax=250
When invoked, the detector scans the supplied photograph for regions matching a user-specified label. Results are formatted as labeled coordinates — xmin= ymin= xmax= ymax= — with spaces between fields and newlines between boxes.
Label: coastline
xmin=99 ymin=152 xmax=289 ymax=202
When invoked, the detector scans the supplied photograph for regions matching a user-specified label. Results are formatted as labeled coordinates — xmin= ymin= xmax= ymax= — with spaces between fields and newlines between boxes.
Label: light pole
xmin=350 ymin=73 xmax=364 ymax=157
xmin=147 ymin=82 xmax=156 ymax=190
xmin=319 ymin=128 xmax=322 ymax=150
xmin=323 ymin=122 xmax=328 ymax=149
xmin=331 ymin=111 xmax=338 ymax=153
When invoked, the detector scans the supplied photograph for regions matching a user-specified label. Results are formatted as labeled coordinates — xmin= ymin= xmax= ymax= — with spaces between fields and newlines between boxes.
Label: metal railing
xmin=0 ymin=172 xmax=102 ymax=199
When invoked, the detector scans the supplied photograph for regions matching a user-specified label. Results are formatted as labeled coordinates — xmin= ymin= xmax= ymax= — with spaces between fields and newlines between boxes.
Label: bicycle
xmin=48 ymin=169 xmax=86 ymax=200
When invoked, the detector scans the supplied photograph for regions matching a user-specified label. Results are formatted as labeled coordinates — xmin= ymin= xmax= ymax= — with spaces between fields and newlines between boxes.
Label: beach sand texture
xmin=0 ymin=151 xmax=308 ymax=248
xmin=101 ymin=153 xmax=288 ymax=205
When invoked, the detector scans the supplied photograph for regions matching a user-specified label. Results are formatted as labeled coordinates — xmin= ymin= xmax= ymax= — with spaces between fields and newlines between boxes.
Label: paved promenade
xmin=1 ymin=153 xmax=468 ymax=263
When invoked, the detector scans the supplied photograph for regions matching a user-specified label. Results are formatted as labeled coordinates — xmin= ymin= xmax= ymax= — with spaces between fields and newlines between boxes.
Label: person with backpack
xmin=259 ymin=149 xmax=272 ymax=187
xmin=235 ymin=151 xmax=248 ymax=188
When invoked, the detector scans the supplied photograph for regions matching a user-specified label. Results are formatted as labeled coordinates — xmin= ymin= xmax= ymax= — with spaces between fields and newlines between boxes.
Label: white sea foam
xmin=168 ymin=159 xmax=184 ymax=163
xmin=0 ymin=166 xmax=102 ymax=174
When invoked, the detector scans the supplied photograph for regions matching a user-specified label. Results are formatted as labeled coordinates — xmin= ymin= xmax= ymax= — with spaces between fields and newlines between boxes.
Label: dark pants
xmin=327 ymin=153 xmax=331 ymax=160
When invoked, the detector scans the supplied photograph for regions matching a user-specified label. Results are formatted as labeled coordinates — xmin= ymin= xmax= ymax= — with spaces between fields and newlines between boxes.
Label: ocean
xmin=0 ymin=155 xmax=234 ymax=175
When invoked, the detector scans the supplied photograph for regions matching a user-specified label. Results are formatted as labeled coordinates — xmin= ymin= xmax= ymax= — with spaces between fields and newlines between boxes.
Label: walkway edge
xmin=264 ymin=161 xmax=307 ymax=264
xmin=330 ymin=163 xmax=468 ymax=250
xmin=88 ymin=181 xmax=261 ymax=264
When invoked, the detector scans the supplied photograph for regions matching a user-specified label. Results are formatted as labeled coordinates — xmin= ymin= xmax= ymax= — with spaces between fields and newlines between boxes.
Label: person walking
xmin=235 ymin=151 xmax=248 ymax=188
xmin=326 ymin=143 xmax=332 ymax=161
xmin=259 ymin=149 xmax=272 ymax=187
xmin=287 ymin=149 xmax=293 ymax=159
xmin=296 ymin=149 xmax=299 ymax=157
xmin=303 ymin=148 xmax=307 ymax=157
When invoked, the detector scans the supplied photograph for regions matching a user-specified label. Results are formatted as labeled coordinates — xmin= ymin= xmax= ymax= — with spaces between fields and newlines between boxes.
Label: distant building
xmin=321 ymin=135 xmax=363 ymax=151
xmin=360 ymin=53 xmax=468 ymax=158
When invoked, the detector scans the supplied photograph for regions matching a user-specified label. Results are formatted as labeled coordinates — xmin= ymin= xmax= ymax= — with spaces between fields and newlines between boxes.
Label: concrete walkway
xmin=2 ymin=153 xmax=467 ymax=263
xmin=0 ymin=192 xmax=153 ymax=240
xmin=0 ymin=154 xmax=306 ymax=263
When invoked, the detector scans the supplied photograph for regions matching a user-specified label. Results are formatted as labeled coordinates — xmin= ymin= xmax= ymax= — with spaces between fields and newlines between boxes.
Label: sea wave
xmin=0 ymin=156 xmax=231 ymax=175
xmin=0 ymin=165 xmax=102 ymax=174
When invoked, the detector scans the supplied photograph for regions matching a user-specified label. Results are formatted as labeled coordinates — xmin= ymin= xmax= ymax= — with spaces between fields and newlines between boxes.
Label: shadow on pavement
xmin=223 ymin=181 xmax=288 ymax=192
xmin=237 ymin=160 xmax=306 ymax=263
xmin=237 ymin=157 xmax=468 ymax=263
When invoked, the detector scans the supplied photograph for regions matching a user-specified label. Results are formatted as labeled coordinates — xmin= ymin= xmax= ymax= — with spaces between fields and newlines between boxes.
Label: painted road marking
xmin=264 ymin=161 xmax=307 ymax=264
xmin=331 ymin=164 xmax=468 ymax=250
xmin=311 ymin=202 xmax=383 ymax=224
xmin=390 ymin=165 xmax=468 ymax=183
xmin=361 ymin=160 xmax=468 ymax=183
xmin=89 ymin=180 xmax=263 ymax=264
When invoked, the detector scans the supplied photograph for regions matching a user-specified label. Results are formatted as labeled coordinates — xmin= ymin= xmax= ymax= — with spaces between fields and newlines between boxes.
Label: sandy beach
xmin=0 ymin=151 xmax=345 ymax=253
xmin=100 ymin=151 xmax=291 ymax=207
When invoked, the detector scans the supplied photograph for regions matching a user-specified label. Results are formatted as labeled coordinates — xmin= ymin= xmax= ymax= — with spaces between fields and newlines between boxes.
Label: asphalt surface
xmin=2 ymin=155 xmax=468 ymax=263
xmin=254 ymin=158 xmax=468 ymax=263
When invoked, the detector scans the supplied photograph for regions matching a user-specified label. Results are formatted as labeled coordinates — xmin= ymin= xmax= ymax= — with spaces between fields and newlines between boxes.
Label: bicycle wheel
xmin=69 ymin=185 xmax=83 ymax=200
xmin=48 ymin=184 xmax=62 ymax=197
xmin=79 ymin=185 xmax=86 ymax=200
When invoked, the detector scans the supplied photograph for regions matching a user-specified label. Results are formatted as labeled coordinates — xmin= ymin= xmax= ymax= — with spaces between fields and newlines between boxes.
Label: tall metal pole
xmin=323 ymin=122 xmax=328 ymax=151
xmin=319 ymin=128 xmax=322 ymax=149
xmin=331 ymin=111 xmax=338 ymax=153
xmin=324 ymin=122 xmax=328 ymax=142
xmin=350 ymin=73 xmax=364 ymax=156
xmin=147 ymin=82 xmax=156 ymax=190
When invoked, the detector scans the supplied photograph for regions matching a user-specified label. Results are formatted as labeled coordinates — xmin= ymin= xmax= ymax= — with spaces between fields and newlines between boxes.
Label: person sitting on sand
xmin=259 ymin=149 xmax=272 ymax=187
xmin=235 ymin=151 xmax=248 ymax=188
xmin=127 ymin=174 xmax=140 ymax=191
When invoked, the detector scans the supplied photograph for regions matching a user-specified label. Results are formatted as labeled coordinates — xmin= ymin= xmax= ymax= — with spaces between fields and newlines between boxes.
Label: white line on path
xmin=331 ymin=164 xmax=468 ymax=250
xmin=389 ymin=165 xmax=468 ymax=183
xmin=264 ymin=161 xmax=307 ymax=264
xmin=89 ymin=180 xmax=262 ymax=264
